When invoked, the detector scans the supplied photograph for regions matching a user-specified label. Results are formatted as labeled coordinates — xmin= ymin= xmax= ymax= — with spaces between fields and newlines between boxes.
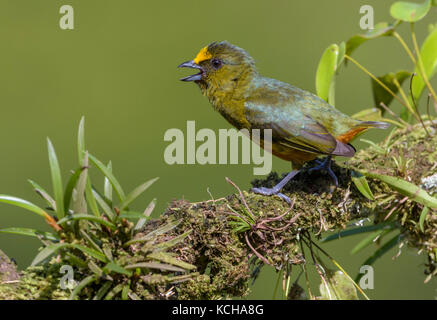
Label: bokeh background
xmin=0 ymin=0 xmax=436 ymax=299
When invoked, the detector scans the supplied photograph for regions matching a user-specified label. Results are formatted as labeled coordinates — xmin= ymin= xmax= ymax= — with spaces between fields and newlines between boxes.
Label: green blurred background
xmin=0 ymin=0 xmax=436 ymax=299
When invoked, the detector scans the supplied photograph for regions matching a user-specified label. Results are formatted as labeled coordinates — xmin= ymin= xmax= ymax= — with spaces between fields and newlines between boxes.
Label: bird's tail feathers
xmin=358 ymin=121 xmax=390 ymax=129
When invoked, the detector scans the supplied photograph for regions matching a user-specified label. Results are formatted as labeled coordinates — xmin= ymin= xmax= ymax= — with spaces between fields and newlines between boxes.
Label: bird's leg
xmin=251 ymin=170 xmax=301 ymax=204
xmin=307 ymin=156 xmax=338 ymax=186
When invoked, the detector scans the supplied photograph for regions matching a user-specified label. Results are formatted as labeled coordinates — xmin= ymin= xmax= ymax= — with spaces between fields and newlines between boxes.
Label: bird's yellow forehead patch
xmin=193 ymin=46 xmax=212 ymax=64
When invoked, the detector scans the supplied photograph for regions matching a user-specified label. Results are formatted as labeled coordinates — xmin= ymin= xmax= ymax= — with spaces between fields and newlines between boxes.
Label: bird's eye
xmin=211 ymin=58 xmax=223 ymax=70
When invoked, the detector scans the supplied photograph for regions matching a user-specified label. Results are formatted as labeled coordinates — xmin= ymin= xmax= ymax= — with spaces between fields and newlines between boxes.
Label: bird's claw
xmin=251 ymin=187 xmax=292 ymax=204
xmin=307 ymin=156 xmax=339 ymax=186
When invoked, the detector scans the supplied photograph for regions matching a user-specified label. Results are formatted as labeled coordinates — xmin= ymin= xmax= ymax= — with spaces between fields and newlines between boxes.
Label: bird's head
xmin=178 ymin=41 xmax=257 ymax=94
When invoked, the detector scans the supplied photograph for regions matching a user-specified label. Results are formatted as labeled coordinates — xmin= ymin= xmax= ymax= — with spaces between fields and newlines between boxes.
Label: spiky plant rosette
xmin=0 ymin=118 xmax=197 ymax=300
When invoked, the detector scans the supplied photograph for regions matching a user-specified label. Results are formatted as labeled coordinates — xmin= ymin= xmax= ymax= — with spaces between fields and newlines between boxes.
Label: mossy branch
xmin=1 ymin=122 xmax=436 ymax=300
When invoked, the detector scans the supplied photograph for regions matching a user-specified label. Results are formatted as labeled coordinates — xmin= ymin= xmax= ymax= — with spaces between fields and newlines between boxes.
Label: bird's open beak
xmin=178 ymin=60 xmax=204 ymax=82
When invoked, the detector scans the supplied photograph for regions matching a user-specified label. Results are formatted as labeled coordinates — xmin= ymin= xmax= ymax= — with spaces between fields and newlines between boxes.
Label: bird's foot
xmin=251 ymin=186 xmax=292 ymax=204
xmin=251 ymin=170 xmax=301 ymax=205
xmin=307 ymin=156 xmax=338 ymax=186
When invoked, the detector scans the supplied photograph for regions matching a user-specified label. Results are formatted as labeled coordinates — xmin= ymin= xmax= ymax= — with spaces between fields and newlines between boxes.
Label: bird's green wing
xmin=244 ymin=102 xmax=338 ymax=155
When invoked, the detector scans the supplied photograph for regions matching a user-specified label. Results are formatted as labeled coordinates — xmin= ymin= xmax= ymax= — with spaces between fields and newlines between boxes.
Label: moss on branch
xmin=1 ymin=122 xmax=436 ymax=299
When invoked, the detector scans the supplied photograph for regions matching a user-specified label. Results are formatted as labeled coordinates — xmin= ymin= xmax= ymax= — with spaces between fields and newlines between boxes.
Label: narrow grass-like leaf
xmin=77 ymin=116 xmax=86 ymax=166
xmin=63 ymin=168 xmax=82 ymax=213
xmin=28 ymin=180 xmax=56 ymax=211
xmin=125 ymin=219 xmax=182 ymax=246
xmin=351 ymin=228 xmax=395 ymax=255
xmin=104 ymin=161 xmax=113 ymax=202
xmin=47 ymin=138 xmax=65 ymax=219
xmin=321 ymin=222 xmax=395 ymax=242
xmin=119 ymin=211 xmax=147 ymax=219
xmin=79 ymin=230 xmax=104 ymax=254
xmin=0 ymin=195 xmax=49 ymax=219
xmin=419 ymin=206 xmax=430 ymax=232
xmin=153 ymin=230 xmax=192 ymax=251
xmin=121 ymin=285 xmax=130 ymax=300
xmin=57 ymin=214 xmax=116 ymax=230
xmin=70 ymin=275 xmax=97 ymax=300
xmin=351 ymin=171 xmax=375 ymax=200
xmin=92 ymin=189 xmax=114 ymax=220
xmin=134 ymin=198 xmax=157 ymax=231
xmin=85 ymin=178 xmax=100 ymax=217
xmin=355 ymin=234 xmax=401 ymax=282
xmin=32 ymin=242 xmax=108 ymax=266
xmin=103 ymin=262 xmax=132 ymax=276
xmin=72 ymin=152 xmax=89 ymax=215
xmin=361 ymin=171 xmax=437 ymax=208
xmin=119 ymin=177 xmax=159 ymax=211
xmin=360 ymin=139 xmax=386 ymax=154
xmin=0 ymin=227 xmax=58 ymax=242
xmin=89 ymin=154 xmax=126 ymax=202
xmin=125 ymin=262 xmax=186 ymax=273
xmin=93 ymin=281 xmax=112 ymax=300
xmin=147 ymin=252 xmax=196 ymax=270
xmin=104 ymin=284 xmax=123 ymax=300
xmin=31 ymin=243 xmax=62 ymax=266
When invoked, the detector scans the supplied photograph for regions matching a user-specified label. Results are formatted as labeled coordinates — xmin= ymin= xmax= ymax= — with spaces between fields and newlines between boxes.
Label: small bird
xmin=178 ymin=41 xmax=388 ymax=203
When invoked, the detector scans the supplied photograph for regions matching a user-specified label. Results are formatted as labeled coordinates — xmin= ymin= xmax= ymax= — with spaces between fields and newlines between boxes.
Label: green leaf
xmin=63 ymin=167 xmax=82 ymax=213
xmin=356 ymin=234 xmax=401 ymax=281
xmin=371 ymin=71 xmax=411 ymax=112
xmin=93 ymin=281 xmax=112 ymax=300
xmin=351 ymin=228 xmax=395 ymax=255
xmin=119 ymin=177 xmax=159 ymax=211
xmin=119 ymin=211 xmax=148 ymax=219
xmin=57 ymin=214 xmax=116 ymax=230
xmin=153 ymin=230 xmax=192 ymax=251
xmin=321 ymin=222 xmax=395 ymax=242
xmin=72 ymin=152 xmax=89 ymax=215
xmin=147 ymin=252 xmax=196 ymax=270
xmin=412 ymin=27 xmax=437 ymax=100
xmin=104 ymin=161 xmax=113 ymax=202
xmin=103 ymin=262 xmax=132 ymax=276
xmin=125 ymin=262 xmax=186 ymax=273
xmin=28 ymin=180 xmax=56 ymax=211
xmin=0 ymin=195 xmax=49 ymax=219
xmin=85 ymin=177 xmax=100 ymax=217
xmin=351 ymin=171 xmax=375 ymax=200
xmin=360 ymin=139 xmax=386 ymax=154
xmin=419 ymin=206 xmax=430 ymax=232
xmin=92 ymin=189 xmax=115 ymax=220
xmin=346 ymin=22 xmax=395 ymax=57
xmin=351 ymin=108 xmax=383 ymax=122
xmin=89 ymin=154 xmax=126 ymax=202
xmin=134 ymin=198 xmax=157 ymax=231
xmin=31 ymin=244 xmax=61 ymax=266
xmin=77 ymin=116 xmax=86 ymax=166
xmin=32 ymin=242 xmax=109 ymax=266
xmin=125 ymin=219 xmax=182 ymax=246
xmin=316 ymin=44 xmax=339 ymax=105
xmin=0 ymin=227 xmax=58 ymax=242
xmin=104 ymin=284 xmax=123 ymax=300
xmin=70 ymin=275 xmax=97 ymax=300
xmin=361 ymin=171 xmax=437 ymax=208
xmin=319 ymin=270 xmax=358 ymax=300
xmin=47 ymin=138 xmax=65 ymax=219
xmin=390 ymin=0 xmax=432 ymax=22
